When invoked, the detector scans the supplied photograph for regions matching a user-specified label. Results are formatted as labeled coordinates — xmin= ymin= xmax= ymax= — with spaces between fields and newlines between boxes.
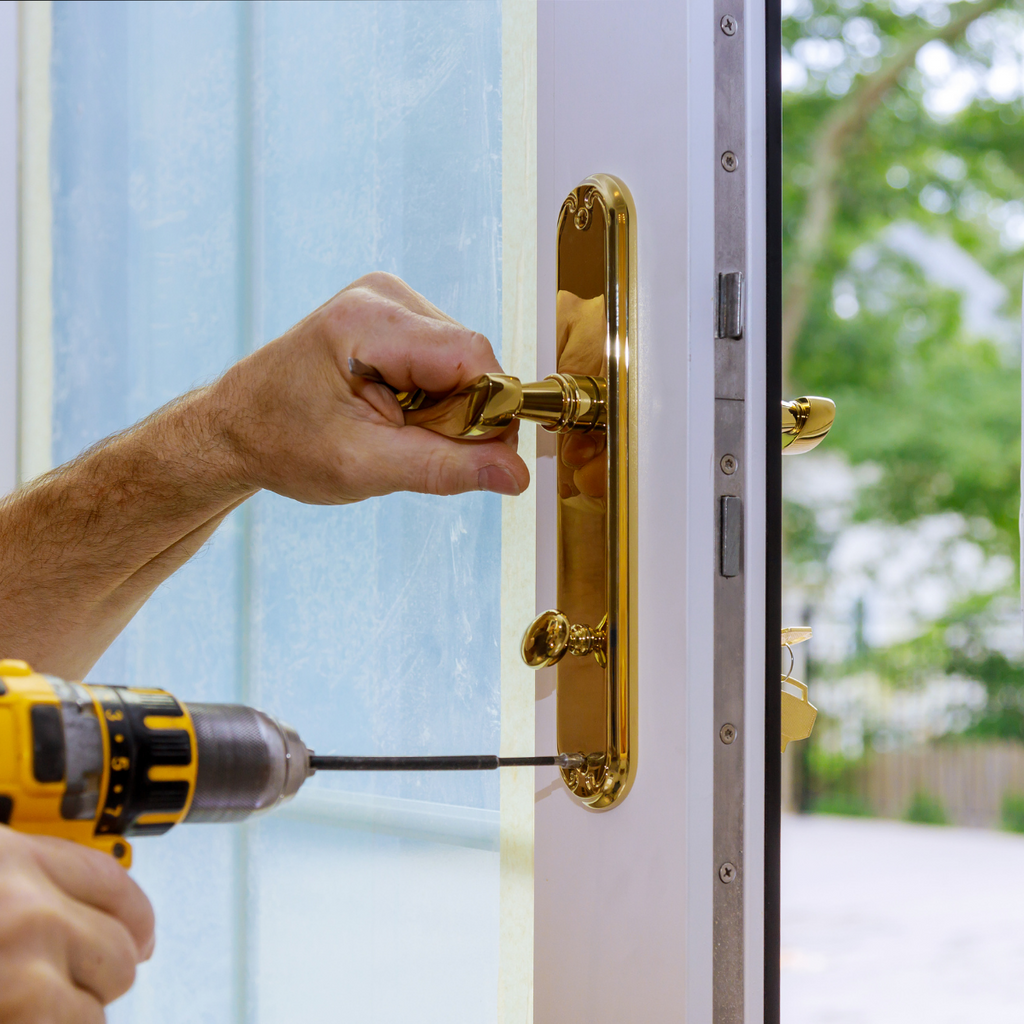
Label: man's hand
xmin=0 ymin=273 xmax=527 ymax=678
xmin=210 ymin=272 xmax=528 ymax=503
xmin=0 ymin=829 xmax=154 ymax=1023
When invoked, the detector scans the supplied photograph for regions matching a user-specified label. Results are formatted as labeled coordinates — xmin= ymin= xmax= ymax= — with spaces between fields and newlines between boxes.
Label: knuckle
xmin=358 ymin=270 xmax=400 ymax=291
xmin=468 ymin=330 xmax=494 ymax=358
xmin=422 ymin=450 xmax=463 ymax=496
xmin=100 ymin=940 xmax=137 ymax=1001
xmin=0 ymin=881 xmax=65 ymax=948
xmin=0 ymin=825 xmax=36 ymax=867
xmin=0 ymin=961 xmax=64 ymax=1023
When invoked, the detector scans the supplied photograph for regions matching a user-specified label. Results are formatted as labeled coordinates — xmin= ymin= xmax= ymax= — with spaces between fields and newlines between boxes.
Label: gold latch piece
xmin=781 ymin=396 xmax=836 ymax=454
xmin=780 ymin=626 xmax=817 ymax=753
xmin=781 ymin=678 xmax=817 ymax=752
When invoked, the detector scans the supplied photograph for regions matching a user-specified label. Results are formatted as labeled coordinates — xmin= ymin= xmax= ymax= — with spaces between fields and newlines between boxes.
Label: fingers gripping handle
xmin=349 ymin=359 xmax=606 ymax=438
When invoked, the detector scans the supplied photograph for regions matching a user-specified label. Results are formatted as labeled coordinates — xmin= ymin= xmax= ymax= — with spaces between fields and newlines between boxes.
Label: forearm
xmin=0 ymin=386 xmax=253 ymax=679
xmin=0 ymin=274 xmax=529 ymax=679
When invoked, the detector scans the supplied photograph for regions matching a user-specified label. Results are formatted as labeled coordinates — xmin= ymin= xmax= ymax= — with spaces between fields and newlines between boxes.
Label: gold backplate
xmin=555 ymin=174 xmax=637 ymax=810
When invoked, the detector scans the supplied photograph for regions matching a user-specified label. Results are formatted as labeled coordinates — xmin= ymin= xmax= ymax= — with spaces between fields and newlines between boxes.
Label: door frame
xmin=533 ymin=2 xmax=773 ymax=1019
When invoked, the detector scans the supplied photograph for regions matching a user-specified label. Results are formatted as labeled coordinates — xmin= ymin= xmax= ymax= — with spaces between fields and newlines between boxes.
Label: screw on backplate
xmin=555 ymin=752 xmax=586 ymax=771
xmin=719 ymin=862 xmax=737 ymax=884
xmin=720 ymin=723 xmax=737 ymax=745
xmin=721 ymin=151 xmax=738 ymax=173
xmin=720 ymin=14 xmax=737 ymax=35
xmin=720 ymin=454 xmax=737 ymax=475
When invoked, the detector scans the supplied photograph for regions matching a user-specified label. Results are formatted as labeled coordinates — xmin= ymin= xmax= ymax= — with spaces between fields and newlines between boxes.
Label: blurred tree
xmin=783 ymin=0 xmax=1024 ymax=760
xmin=783 ymin=0 xmax=1003 ymax=377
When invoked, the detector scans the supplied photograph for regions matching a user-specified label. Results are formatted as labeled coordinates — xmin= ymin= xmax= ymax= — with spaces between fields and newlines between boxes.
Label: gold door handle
xmin=782 ymin=396 xmax=836 ymax=454
xmin=521 ymin=610 xmax=608 ymax=670
xmin=348 ymin=359 xmax=605 ymax=438
xmin=407 ymin=372 xmax=605 ymax=437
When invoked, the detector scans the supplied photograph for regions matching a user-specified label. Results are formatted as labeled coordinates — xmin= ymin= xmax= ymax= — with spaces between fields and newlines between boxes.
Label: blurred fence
xmin=783 ymin=741 xmax=1024 ymax=828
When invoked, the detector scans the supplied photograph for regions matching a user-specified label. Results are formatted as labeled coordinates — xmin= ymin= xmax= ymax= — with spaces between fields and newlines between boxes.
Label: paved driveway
xmin=781 ymin=814 xmax=1024 ymax=1022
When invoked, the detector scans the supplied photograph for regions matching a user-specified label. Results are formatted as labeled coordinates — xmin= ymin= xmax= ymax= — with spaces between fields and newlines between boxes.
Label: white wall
xmin=0 ymin=0 xmax=17 ymax=494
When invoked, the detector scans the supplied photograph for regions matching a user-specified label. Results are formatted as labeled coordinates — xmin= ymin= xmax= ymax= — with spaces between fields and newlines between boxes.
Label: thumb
xmin=362 ymin=426 xmax=529 ymax=497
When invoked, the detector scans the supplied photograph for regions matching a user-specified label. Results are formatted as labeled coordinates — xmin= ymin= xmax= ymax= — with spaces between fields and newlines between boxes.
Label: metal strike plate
xmin=521 ymin=174 xmax=637 ymax=811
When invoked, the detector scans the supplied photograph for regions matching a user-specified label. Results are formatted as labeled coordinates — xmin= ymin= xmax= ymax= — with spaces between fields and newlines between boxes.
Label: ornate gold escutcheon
xmin=531 ymin=174 xmax=637 ymax=810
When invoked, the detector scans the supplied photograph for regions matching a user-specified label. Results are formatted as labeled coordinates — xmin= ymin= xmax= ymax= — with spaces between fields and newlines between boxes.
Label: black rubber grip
xmin=31 ymin=705 xmax=65 ymax=783
xmin=184 ymin=704 xmax=272 ymax=823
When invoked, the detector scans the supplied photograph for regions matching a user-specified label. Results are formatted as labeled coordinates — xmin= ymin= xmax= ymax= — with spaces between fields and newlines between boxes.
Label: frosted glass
xmin=253 ymin=819 xmax=499 ymax=1023
xmin=49 ymin=2 xmax=504 ymax=1020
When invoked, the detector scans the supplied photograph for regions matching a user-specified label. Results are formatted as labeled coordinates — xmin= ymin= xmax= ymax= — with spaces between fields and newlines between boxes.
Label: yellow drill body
xmin=0 ymin=660 xmax=309 ymax=867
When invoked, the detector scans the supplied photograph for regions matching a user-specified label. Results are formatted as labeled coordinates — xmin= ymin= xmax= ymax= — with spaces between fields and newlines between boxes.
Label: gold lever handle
xmin=782 ymin=396 xmax=836 ymax=454
xmin=407 ymin=373 xmax=606 ymax=438
xmin=521 ymin=609 xmax=608 ymax=670
xmin=348 ymin=359 xmax=605 ymax=438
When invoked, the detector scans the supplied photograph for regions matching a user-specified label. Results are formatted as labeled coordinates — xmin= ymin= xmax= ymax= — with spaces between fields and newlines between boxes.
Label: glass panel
xmin=49 ymin=2 xmax=503 ymax=1020
xmin=781 ymin=2 xmax=1024 ymax=1019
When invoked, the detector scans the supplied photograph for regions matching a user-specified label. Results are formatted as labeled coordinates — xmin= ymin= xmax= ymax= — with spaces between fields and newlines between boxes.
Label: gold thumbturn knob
xmin=781 ymin=396 xmax=836 ymax=454
xmin=521 ymin=610 xmax=608 ymax=669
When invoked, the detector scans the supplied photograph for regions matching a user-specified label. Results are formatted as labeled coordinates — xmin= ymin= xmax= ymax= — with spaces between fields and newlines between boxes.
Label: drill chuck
xmin=185 ymin=703 xmax=309 ymax=823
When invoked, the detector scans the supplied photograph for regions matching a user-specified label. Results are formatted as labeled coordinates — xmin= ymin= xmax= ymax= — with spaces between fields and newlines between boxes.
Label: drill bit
xmin=308 ymin=753 xmax=587 ymax=772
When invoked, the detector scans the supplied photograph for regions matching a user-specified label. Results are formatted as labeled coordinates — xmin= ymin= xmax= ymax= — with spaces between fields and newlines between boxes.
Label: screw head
xmin=720 ymin=454 xmax=737 ymax=475
xmin=719 ymin=862 xmax=737 ymax=884
xmin=112 ymin=843 xmax=126 ymax=860
xmin=721 ymin=151 xmax=738 ymax=173
xmin=720 ymin=723 xmax=737 ymax=744
xmin=720 ymin=14 xmax=737 ymax=35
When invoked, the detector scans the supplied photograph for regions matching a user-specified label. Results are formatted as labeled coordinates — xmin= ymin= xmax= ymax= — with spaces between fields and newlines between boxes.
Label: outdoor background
xmin=781 ymin=0 xmax=1024 ymax=1018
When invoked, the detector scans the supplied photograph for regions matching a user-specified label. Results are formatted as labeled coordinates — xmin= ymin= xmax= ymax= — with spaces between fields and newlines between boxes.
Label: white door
xmin=8 ymin=1 xmax=779 ymax=1020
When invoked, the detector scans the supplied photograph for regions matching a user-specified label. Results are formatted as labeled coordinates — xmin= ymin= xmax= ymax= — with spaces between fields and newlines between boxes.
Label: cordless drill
xmin=0 ymin=658 xmax=571 ymax=868
xmin=0 ymin=659 xmax=310 ymax=867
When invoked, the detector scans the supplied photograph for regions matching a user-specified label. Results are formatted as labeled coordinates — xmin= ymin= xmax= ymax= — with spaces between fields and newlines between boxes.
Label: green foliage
xmin=784 ymin=0 xmax=1024 ymax=740
xmin=811 ymin=792 xmax=874 ymax=816
xmin=1001 ymin=791 xmax=1024 ymax=832
xmin=798 ymin=739 xmax=875 ymax=816
xmin=904 ymin=790 xmax=950 ymax=824
xmin=786 ymin=5 xmax=1024 ymax=548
